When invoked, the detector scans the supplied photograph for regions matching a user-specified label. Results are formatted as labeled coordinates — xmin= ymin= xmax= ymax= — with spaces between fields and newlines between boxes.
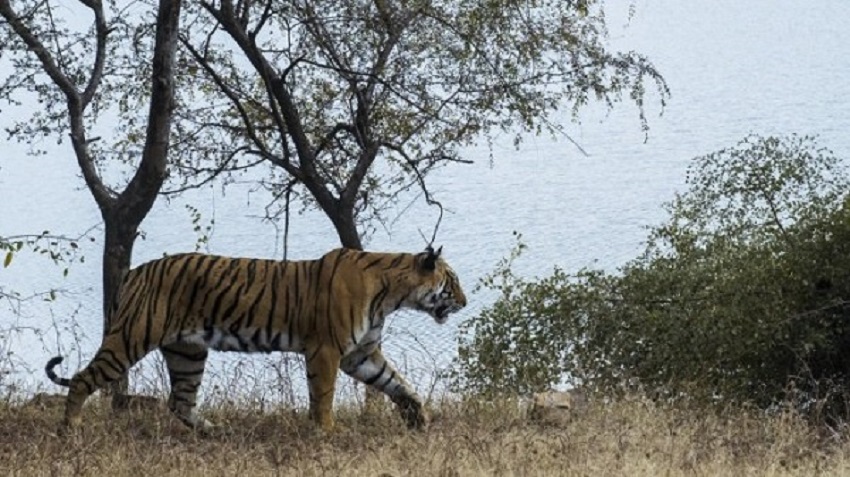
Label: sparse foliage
xmin=1 ymin=228 xmax=95 ymax=277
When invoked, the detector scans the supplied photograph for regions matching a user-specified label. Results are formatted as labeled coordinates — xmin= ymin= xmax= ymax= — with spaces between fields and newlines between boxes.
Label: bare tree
xmin=0 ymin=0 xmax=184 ymax=397
xmin=103 ymin=0 xmax=668 ymax=250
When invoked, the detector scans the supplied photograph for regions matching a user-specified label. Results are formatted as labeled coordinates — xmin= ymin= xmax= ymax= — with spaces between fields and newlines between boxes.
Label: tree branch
xmin=314 ymin=122 xmax=357 ymax=157
xmin=0 ymin=0 xmax=113 ymax=210
xmin=164 ymin=147 xmax=264 ymax=196
xmin=78 ymin=0 xmax=109 ymax=108
xmin=381 ymin=141 xmax=444 ymax=245
xmin=200 ymin=0 xmax=339 ymax=214
xmin=365 ymin=0 xmax=415 ymax=100
xmin=341 ymin=144 xmax=380 ymax=208
xmin=250 ymin=0 xmax=274 ymax=40
xmin=179 ymin=34 xmax=302 ymax=179
xmin=0 ymin=1 xmax=78 ymax=107
xmin=118 ymin=0 xmax=183 ymax=220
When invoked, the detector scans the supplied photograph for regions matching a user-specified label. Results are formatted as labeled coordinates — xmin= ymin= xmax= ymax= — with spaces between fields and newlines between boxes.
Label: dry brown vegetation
xmin=0 ymin=392 xmax=850 ymax=476
xmin=1 ymin=393 xmax=849 ymax=476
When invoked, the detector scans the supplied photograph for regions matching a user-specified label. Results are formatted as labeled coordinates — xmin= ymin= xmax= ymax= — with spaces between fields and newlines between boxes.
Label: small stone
xmin=527 ymin=389 xmax=588 ymax=425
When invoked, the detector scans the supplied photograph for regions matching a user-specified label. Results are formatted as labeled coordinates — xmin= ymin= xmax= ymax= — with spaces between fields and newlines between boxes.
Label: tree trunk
xmin=101 ymin=215 xmax=138 ymax=396
xmin=102 ymin=0 xmax=183 ymax=404
xmin=329 ymin=208 xmax=363 ymax=250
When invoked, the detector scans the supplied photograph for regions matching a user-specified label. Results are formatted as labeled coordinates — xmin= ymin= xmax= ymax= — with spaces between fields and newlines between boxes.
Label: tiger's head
xmin=410 ymin=246 xmax=467 ymax=324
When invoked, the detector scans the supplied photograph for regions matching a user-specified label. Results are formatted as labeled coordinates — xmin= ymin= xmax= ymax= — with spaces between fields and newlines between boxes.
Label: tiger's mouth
xmin=434 ymin=305 xmax=452 ymax=324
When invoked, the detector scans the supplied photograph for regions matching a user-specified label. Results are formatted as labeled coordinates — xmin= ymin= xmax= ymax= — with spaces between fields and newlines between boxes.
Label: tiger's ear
xmin=419 ymin=245 xmax=443 ymax=271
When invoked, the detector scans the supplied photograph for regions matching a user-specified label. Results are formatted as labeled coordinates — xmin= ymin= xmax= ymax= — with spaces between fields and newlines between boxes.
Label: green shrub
xmin=453 ymin=135 xmax=850 ymax=416
xmin=450 ymin=234 xmax=618 ymax=396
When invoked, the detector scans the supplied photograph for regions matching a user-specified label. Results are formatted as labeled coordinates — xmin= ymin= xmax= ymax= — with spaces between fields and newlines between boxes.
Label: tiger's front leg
xmin=341 ymin=348 xmax=427 ymax=429
xmin=305 ymin=345 xmax=341 ymax=433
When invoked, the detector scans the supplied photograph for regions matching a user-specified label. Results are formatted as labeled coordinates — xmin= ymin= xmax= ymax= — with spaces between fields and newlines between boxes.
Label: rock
xmin=527 ymin=389 xmax=588 ymax=425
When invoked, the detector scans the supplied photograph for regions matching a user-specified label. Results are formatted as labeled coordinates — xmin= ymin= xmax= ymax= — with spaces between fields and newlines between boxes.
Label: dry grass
xmin=1 ymin=393 xmax=849 ymax=476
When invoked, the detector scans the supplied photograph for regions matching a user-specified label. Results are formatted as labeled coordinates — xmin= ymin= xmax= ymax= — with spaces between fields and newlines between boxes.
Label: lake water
xmin=2 ymin=0 xmax=850 ymax=402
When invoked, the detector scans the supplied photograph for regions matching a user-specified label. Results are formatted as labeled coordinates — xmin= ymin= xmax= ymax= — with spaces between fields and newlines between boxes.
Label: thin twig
xmin=283 ymin=182 xmax=293 ymax=261
xmin=381 ymin=141 xmax=444 ymax=246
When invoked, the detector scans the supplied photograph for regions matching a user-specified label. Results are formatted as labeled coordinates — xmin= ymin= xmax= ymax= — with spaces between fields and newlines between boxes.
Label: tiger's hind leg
xmin=161 ymin=343 xmax=214 ymax=432
xmin=341 ymin=348 xmax=427 ymax=429
xmin=62 ymin=332 xmax=145 ymax=432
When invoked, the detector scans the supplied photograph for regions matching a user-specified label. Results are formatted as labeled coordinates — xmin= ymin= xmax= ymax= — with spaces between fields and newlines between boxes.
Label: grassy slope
xmin=1 ymin=395 xmax=848 ymax=476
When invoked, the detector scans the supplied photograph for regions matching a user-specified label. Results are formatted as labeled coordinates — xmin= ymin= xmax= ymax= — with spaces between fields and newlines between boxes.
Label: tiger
xmin=45 ymin=245 xmax=466 ymax=433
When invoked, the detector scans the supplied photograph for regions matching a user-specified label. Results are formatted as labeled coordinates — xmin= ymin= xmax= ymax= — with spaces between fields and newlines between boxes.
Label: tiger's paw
xmin=399 ymin=401 xmax=429 ymax=431
xmin=317 ymin=417 xmax=350 ymax=435
xmin=194 ymin=419 xmax=231 ymax=438
xmin=311 ymin=424 xmax=350 ymax=440
xmin=56 ymin=417 xmax=82 ymax=438
xmin=173 ymin=412 xmax=225 ymax=438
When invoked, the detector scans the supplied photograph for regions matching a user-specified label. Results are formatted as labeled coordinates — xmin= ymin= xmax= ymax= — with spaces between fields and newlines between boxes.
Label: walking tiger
xmin=45 ymin=246 xmax=466 ymax=433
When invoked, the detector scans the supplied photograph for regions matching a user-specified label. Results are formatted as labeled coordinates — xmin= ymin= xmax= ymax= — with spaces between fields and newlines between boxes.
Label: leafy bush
xmin=453 ymin=135 xmax=850 ymax=415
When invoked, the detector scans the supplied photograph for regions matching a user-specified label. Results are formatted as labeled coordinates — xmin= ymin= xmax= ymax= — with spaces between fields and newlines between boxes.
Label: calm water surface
xmin=1 ymin=0 xmax=849 ymax=399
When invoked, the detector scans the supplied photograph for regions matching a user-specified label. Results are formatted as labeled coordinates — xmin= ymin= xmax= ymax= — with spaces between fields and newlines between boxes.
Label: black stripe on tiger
xmin=364 ymin=362 xmax=389 ymax=386
xmin=368 ymin=281 xmax=390 ymax=326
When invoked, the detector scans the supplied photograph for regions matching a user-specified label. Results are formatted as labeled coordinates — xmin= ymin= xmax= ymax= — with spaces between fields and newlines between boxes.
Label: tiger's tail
xmin=45 ymin=356 xmax=71 ymax=387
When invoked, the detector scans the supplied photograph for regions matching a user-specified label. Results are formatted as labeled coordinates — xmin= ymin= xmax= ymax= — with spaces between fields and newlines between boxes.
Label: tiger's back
xmin=110 ymin=252 xmax=323 ymax=356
